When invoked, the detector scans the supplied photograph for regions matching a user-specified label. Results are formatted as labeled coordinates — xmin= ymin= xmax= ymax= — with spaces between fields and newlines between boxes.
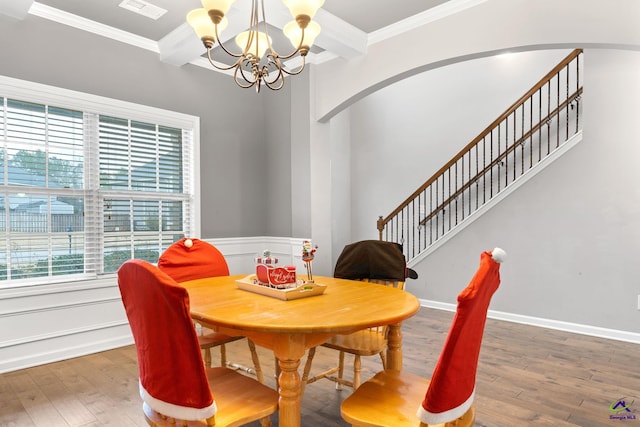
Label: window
xmin=0 ymin=77 xmax=197 ymax=286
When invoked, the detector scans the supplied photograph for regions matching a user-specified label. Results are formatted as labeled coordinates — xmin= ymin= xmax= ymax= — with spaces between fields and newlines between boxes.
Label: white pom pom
xmin=184 ymin=238 xmax=193 ymax=248
xmin=491 ymin=247 xmax=506 ymax=263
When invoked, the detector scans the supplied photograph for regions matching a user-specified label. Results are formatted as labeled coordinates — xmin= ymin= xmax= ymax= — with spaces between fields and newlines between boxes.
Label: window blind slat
xmin=0 ymin=95 xmax=194 ymax=286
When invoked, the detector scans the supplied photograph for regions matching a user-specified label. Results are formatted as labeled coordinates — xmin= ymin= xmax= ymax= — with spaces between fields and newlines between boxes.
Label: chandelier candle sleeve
xmin=283 ymin=0 xmax=324 ymax=20
xmin=235 ymin=31 xmax=271 ymax=59
xmin=186 ymin=0 xmax=324 ymax=92
xmin=202 ymin=0 xmax=235 ymax=16
xmin=283 ymin=21 xmax=320 ymax=50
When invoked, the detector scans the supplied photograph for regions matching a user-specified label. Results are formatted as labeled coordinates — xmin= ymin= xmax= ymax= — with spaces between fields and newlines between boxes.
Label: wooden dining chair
xmin=301 ymin=240 xmax=415 ymax=392
xmin=118 ymin=259 xmax=278 ymax=427
xmin=340 ymin=248 xmax=506 ymax=427
xmin=158 ymin=237 xmax=264 ymax=383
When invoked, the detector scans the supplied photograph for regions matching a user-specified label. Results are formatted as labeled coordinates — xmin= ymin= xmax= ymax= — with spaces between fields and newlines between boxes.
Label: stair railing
xmin=377 ymin=49 xmax=583 ymax=261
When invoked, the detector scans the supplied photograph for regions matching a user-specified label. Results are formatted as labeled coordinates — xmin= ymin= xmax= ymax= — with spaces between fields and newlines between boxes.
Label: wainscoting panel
xmin=2 ymin=235 xmax=636 ymax=374
xmin=0 ymin=236 xmax=307 ymax=373
xmin=0 ymin=277 xmax=133 ymax=373
xmin=209 ymin=236 xmax=310 ymax=276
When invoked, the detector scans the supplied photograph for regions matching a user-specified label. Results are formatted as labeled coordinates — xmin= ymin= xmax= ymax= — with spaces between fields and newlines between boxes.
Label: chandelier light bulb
xmin=283 ymin=20 xmax=320 ymax=51
xmin=187 ymin=8 xmax=228 ymax=41
xmin=235 ymin=31 xmax=272 ymax=59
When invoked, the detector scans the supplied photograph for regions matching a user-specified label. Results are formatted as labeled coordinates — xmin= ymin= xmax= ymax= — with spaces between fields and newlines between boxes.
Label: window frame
xmin=0 ymin=75 xmax=201 ymax=288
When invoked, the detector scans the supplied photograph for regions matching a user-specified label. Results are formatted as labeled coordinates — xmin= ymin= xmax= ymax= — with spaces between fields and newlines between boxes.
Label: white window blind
xmin=0 ymin=88 xmax=196 ymax=285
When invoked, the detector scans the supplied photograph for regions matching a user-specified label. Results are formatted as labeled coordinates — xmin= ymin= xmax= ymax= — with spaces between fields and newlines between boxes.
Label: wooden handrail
xmin=378 ymin=48 xmax=583 ymax=237
xmin=418 ymin=86 xmax=583 ymax=226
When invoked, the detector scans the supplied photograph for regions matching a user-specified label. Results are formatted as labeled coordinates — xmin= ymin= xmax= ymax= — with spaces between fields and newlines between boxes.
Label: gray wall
xmin=263 ymin=86 xmax=293 ymax=237
xmin=347 ymin=49 xmax=575 ymax=240
xmin=345 ymin=48 xmax=640 ymax=333
xmin=0 ymin=13 xmax=293 ymax=238
xmin=3 ymin=10 xmax=639 ymax=335
xmin=289 ymin=71 xmax=313 ymax=238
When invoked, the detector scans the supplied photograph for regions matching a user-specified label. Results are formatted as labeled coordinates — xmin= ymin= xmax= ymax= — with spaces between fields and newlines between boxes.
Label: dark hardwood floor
xmin=1 ymin=307 xmax=638 ymax=426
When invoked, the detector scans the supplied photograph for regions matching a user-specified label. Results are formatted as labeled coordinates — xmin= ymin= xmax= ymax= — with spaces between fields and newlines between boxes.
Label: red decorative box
xmin=254 ymin=250 xmax=296 ymax=288
xmin=256 ymin=264 xmax=297 ymax=289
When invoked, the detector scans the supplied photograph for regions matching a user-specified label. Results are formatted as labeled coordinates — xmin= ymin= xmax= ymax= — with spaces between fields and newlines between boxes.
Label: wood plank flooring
xmin=1 ymin=307 xmax=638 ymax=426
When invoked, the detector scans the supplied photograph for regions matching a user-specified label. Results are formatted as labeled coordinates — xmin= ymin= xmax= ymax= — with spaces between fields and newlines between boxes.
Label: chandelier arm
xmin=233 ymin=64 xmax=257 ymax=89
xmin=240 ymin=58 xmax=264 ymax=87
xmin=264 ymin=54 xmax=280 ymax=70
xmin=208 ymin=21 xmax=245 ymax=60
xmin=263 ymin=79 xmax=285 ymax=91
xmin=280 ymin=55 xmax=307 ymax=76
xmin=250 ymin=0 xmax=259 ymax=30
xmin=259 ymin=0 xmax=276 ymax=58
xmin=243 ymin=0 xmax=261 ymax=56
xmin=262 ymin=56 xmax=285 ymax=84
xmin=206 ymin=48 xmax=242 ymax=72
xmin=278 ymin=27 xmax=308 ymax=60
xmin=215 ymin=38 xmax=245 ymax=60
xmin=262 ymin=71 xmax=285 ymax=91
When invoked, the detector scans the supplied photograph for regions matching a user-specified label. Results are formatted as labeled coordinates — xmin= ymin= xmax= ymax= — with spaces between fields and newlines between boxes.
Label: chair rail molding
xmin=0 ymin=236 xmax=308 ymax=373
xmin=2 ymin=234 xmax=636 ymax=374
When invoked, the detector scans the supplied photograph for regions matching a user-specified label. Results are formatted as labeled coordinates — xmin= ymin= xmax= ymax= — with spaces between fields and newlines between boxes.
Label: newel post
xmin=377 ymin=216 xmax=384 ymax=241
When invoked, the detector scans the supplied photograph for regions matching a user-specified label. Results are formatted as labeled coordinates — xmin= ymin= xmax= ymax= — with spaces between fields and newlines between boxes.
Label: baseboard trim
xmin=421 ymin=299 xmax=640 ymax=344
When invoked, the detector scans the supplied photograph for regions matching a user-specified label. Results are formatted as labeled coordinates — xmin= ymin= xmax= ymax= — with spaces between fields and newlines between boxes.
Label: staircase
xmin=377 ymin=49 xmax=583 ymax=262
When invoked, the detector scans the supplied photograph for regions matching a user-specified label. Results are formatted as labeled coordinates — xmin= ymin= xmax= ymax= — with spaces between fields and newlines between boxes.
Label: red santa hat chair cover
xmin=417 ymin=247 xmax=506 ymax=424
xmin=118 ymin=259 xmax=278 ymax=426
xmin=157 ymin=238 xmax=265 ymax=378
xmin=118 ymin=259 xmax=217 ymax=420
xmin=340 ymin=247 xmax=505 ymax=426
xmin=158 ymin=237 xmax=229 ymax=283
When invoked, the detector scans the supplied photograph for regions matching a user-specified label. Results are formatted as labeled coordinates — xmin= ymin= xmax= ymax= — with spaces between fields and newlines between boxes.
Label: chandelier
xmin=187 ymin=0 xmax=324 ymax=92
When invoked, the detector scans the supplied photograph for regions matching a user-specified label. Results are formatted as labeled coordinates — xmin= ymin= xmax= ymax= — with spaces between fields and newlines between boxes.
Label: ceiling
xmin=8 ymin=0 xmax=458 ymax=70
xmin=36 ymin=0 xmax=451 ymax=39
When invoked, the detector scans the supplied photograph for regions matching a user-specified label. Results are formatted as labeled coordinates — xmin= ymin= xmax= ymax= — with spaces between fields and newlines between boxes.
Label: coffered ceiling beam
xmin=159 ymin=0 xmax=367 ymax=67
xmin=313 ymin=8 xmax=368 ymax=60
xmin=158 ymin=23 xmax=207 ymax=66
xmin=259 ymin=0 xmax=368 ymax=59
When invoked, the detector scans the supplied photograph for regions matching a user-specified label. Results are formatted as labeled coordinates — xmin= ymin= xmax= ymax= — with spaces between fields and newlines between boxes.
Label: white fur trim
xmin=416 ymin=388 xmax=474 ymax=424
xmin=491 ymin=247 xmax=506 ymax=263
xmin=139 ymin=382 xmax=216 ymax=420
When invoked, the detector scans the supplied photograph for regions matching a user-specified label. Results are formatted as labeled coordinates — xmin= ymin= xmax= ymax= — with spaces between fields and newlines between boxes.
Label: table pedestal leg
xmin=386 ymin=322 xmax=403 ymax=371
xmin=277 ymin=357 xmax=301 ymax=427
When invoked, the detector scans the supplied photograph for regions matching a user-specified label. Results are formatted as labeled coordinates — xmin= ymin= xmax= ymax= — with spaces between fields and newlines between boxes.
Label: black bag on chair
xmin=334 ymin=240 xmax=412 ymax=281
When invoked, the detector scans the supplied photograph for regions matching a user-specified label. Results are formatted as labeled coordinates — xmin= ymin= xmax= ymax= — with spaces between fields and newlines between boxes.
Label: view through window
xmin=0 ymin=84 xmax=195 ymax=286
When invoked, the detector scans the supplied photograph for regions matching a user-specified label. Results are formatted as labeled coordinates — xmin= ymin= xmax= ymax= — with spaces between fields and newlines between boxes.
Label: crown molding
xmin=25 ymin=0 xmax=488 ymax=74
xmin=29 ymin=1 xmax=159 ymax=53
xmin=369 ymin=0 xmax=489 ymax=45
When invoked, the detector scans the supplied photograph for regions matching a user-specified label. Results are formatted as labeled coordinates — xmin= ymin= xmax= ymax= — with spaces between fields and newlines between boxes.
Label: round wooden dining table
xmin=182 ymin=275 xmax=421 ymax=427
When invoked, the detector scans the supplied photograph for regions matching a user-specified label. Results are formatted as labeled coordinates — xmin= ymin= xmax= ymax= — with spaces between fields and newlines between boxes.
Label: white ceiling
xmin=4 ymin=0 xmax=464 ymax=70
xmin=34 ymin=0 xmax=451 ymax=38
